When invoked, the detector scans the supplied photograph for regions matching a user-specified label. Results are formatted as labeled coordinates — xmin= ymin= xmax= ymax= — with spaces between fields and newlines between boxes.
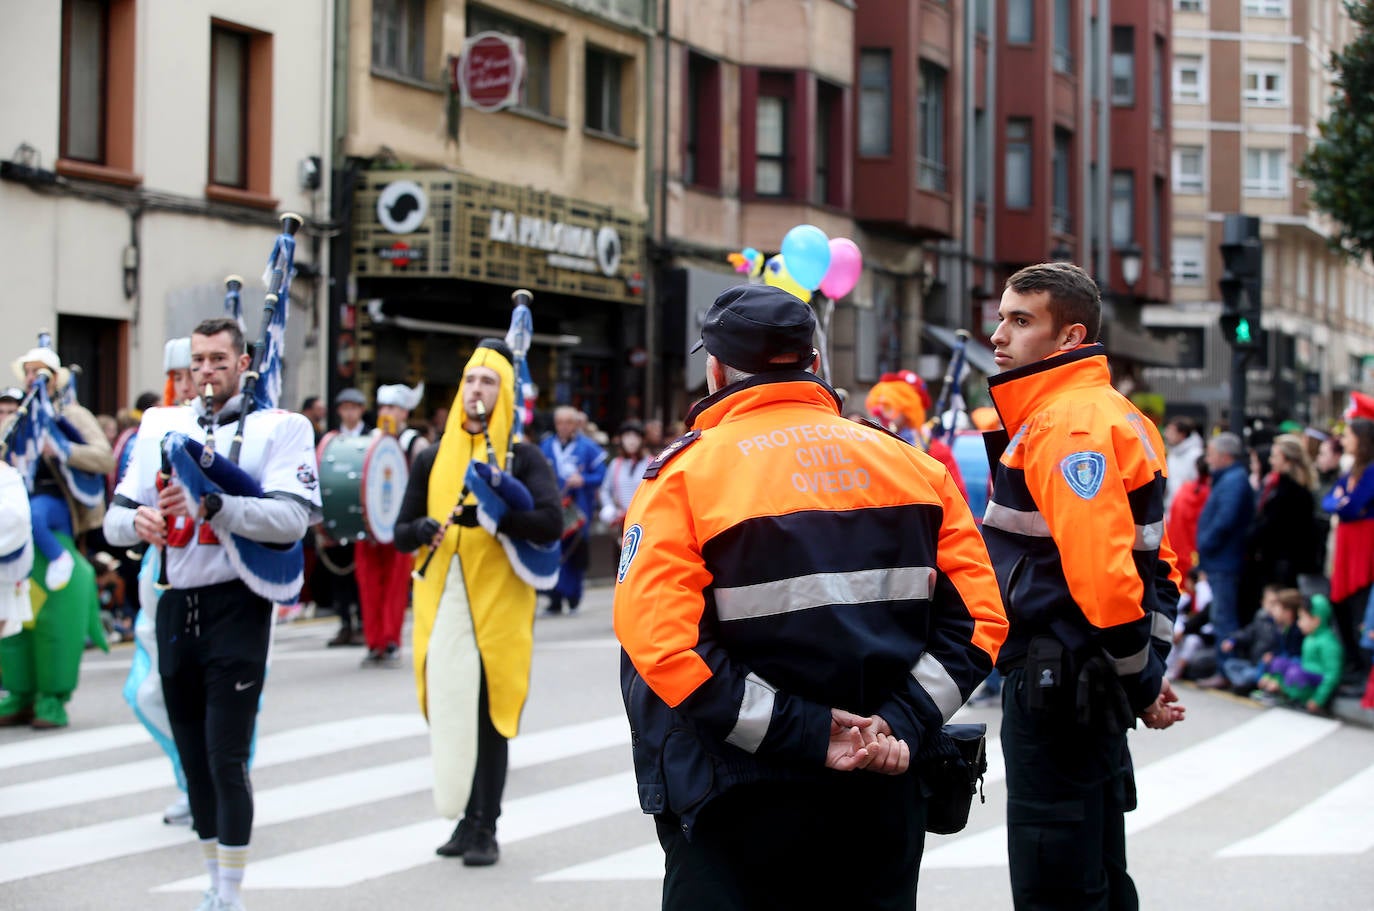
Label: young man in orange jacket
xmin=983 ymin=262 xmax=1186 ymax=910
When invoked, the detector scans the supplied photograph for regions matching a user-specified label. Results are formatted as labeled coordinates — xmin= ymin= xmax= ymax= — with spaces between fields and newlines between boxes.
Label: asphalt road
xmin=3 ymin=586 xmax=1373 ymax=910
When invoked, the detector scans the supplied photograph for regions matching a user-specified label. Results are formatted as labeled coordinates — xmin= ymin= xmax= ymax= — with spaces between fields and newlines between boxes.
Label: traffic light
xmin=1218 ymin=214 xmax=1263 ymax=349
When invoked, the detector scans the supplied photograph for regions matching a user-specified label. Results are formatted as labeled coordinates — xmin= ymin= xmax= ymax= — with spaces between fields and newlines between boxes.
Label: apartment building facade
xmin=0 ymin=1 xmax=332 ymax=416
xmin=1150 ymin=0 xmax=1374 ymax=429
xmin=646 ymin=0 xmax=859 ymax=420
xmin=991 ymin=0 xmax=1177 ymax=394
xmin=338 ymin=0 xmax=651 ymax=429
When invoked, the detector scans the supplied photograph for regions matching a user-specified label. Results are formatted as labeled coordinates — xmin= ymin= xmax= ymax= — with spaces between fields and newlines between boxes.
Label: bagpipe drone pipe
xmin=157 ymin=214 xmax=306 ymax=604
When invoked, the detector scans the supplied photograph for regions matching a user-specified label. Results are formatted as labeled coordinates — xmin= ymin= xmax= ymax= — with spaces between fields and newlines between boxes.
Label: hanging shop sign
xmin=352 ymin=171 xmax=646 ymax=304
xmin=453 ymin=32 xmax=524 ymax=113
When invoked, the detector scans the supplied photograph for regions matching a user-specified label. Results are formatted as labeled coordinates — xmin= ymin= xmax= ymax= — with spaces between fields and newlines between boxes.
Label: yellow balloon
xmin=763 ymin=255 xmax=812 ymax=303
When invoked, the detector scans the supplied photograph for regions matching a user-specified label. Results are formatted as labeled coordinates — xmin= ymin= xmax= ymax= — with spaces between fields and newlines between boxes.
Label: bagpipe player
xmin=104 ymin=317 xmax=321 ymax=910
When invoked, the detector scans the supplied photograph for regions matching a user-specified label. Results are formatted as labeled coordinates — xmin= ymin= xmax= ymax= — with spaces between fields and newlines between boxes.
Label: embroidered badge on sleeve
xmin=617 ymin=524 xmax=643 ymax=583
xmin=1060 ymin=451 xmax=1107 ymax=499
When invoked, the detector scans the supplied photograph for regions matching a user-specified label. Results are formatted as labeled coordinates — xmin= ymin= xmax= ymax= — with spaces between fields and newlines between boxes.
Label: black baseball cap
xmin=691 ymin=285 xmax=816 ymax=373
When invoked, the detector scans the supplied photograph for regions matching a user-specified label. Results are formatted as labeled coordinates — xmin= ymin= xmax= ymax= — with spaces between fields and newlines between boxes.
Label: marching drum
xmin=316 ymin=432 xmax=409 ymax=544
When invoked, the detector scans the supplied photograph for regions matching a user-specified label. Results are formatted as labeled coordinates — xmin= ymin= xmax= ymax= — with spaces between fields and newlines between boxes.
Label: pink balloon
xmin=818 ymin=238 xmax=863 ymax=299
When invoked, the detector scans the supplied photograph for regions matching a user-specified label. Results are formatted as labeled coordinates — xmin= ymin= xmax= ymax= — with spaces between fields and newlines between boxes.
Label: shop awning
xmin=367 ymin=303 xmax=582 ymax=347
xmin=923 ymin=324 xmax=998 ymax=375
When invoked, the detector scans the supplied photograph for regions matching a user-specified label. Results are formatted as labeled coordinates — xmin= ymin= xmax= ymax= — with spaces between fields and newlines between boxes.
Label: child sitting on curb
xmin=1257 ymin=594 xmax=1344 ymax=714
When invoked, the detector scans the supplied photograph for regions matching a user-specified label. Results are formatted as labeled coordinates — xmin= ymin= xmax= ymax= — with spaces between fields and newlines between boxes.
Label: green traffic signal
xmin=1235 ymin=317 xmax=1252 ymax=345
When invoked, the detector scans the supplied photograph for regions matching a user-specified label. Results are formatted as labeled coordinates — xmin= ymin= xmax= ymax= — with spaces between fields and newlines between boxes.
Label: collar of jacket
xmin=686 ymin=371 xmax=842 ymax=430
xmin=987 ymin=343 xmax=1110 ymax=430
xmin=192 ymin=393 xmax=245 ymax=427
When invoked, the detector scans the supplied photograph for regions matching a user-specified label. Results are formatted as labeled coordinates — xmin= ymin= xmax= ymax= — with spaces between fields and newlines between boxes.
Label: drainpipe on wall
xmin=647 ymin=0 xmax=670 ymax=423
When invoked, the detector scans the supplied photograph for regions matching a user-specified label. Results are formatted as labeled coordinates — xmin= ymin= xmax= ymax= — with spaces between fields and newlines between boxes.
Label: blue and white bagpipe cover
xmin=162 ymin=432 xmax=304 ymax=604
xmin=465 ymin=461 xmax=560 ymax=590
xmin=8 ymin=378 xmax=106 ymax=509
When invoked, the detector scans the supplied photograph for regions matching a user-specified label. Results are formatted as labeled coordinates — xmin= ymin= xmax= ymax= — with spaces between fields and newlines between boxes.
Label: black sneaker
xmin=436 ymin=818 xmax=475 ymax=857
xmin=361 ymin=649 xmax=383 ymax=667
xmin=462 ymin=827 xmax=499 ymax=867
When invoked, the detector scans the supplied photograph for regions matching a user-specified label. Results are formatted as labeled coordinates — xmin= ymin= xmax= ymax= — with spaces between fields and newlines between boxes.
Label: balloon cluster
xmin=728 ymin=225 xmax=864 ymax=303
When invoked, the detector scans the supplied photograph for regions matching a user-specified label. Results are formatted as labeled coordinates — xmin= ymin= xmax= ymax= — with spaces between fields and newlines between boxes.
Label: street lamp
xmin=1119 ymin=243 xmax=1142 ymax=292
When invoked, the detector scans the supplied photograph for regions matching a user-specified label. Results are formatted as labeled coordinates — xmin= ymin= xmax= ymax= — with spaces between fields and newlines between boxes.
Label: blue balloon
xmin=781 ymin=225 xmax=831 ymax=290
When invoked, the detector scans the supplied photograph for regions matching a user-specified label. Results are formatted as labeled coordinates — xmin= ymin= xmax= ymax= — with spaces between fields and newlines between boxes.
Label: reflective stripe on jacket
xmin=983 ymin=344 xmax=1181 ymax=713
xmin=613 ymin=372 xmax=1007 ymax=836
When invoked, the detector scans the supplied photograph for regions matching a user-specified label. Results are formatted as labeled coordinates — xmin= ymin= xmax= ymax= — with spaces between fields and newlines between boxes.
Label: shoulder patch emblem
xmin=297 ymin=463 xmax=318 ymax=490
xmin=617 ymin=524 xmax=642 ymax=583
xmin=1060 ymin=451 xmax=1106 ymax=499
xmin=642 ymin=430 xmax=701 ymax=480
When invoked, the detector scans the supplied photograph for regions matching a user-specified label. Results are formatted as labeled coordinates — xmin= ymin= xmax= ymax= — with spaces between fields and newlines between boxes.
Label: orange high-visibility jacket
xmin=613 ymin=373 xmax=1007 ymax=834
xmin=983 ymin=344 xmax=1182 ymax=712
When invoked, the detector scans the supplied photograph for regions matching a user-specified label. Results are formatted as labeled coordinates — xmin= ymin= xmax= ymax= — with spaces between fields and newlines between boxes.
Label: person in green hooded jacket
xmin=1257 ymin=594 xmax=1344 ymax=713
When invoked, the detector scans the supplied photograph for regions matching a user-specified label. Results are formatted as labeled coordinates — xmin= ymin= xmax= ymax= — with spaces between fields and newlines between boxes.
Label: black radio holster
xmin=1075 ymin=655 xmax=1137 ymax=736
xmin=1025 ymin=636 xmax=1069 ymax=712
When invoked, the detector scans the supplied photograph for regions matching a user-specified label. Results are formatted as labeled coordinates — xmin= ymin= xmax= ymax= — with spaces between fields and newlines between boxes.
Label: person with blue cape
xmin=0 ymin=341 xmax=113 ymax=728
xmin=539 ymin=405 xmax=606 ymax=614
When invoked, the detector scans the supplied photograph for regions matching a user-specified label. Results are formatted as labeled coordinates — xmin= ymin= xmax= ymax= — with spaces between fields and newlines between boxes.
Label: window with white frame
xmin=1006 ymin=117 xmax=1032 ymax=208
xmin=858 ymin=50 xmax=892 ymax=156
xmin=1054 ymin=0 xmax=1073 ymax=74
xmin=1111 ymin=170 xmax=1134 ymax=247
xmin=372 ymin=0 xmax=427 ymax=81
xmin=1172 ymin=236 xmax=1205 ymax=284
xmin=1243 ymin=61 xmax=1285 ymax=106
xmin=1172 ymin=145 xmax=1204 ymax=193
xmin=755 ymin=93 xmax=789 ymax=196
xmin=1112 ymin=26 xmax=1135 ymax=105
xmin=1007 ymin=0 xmax=1033 ymax=43
xmin=1176 ymin=0 xmax=1203 ymax=11
xmin=1244 ymin=0 xmax=1287 ymax=16
xmin=918 ymin=60 xmax=948 ymax=192
xmin=1173 ymin=54 xmax=1205 ymax=103
xmin=1243 ymin=147 xmax=1287 ymax=196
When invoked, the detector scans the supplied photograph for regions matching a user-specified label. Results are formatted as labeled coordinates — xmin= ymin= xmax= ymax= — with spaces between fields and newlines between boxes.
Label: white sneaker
xmin=163 ymin=795 xmax=192 ymax=826
xmin=216 ymin=897 xmax=246 ymax=911
xmin=192 ymin=889 xmax=218 ymax=911
xmin=44 ymin=552 xmax=74 ymax=591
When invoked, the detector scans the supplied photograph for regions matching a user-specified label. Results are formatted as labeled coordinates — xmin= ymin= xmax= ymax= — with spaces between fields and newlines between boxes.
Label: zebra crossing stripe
xmin=0 ymin=714 xmax=628 ymax=886
xmin=538 ymin=843 xmax=665 ymax=882
xmin=1217 ymin=760 xmax=1374 ymax=857
xmin=0 ymin=723 xmax=150 ymax=770
xmin=534 ymin=732 xmax=1008 ymax=883
xmin=154 ymin=772 xmax=640 ymax=891
xmin=0 ymin=714 xmax=427 ymax=818
xmin=921 ymin=709 xmax=1340 ymax=869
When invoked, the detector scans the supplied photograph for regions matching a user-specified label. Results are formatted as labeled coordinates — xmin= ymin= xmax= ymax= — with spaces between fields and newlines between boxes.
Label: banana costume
xmin=411 ymin=348 xmax=537 ymax=817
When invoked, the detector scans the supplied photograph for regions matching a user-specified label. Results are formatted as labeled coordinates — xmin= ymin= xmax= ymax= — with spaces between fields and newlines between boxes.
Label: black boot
xmin=435 ymin=818 xmax=476 ymax=857
xmin=462 ymin=826 xmax=499 ymax=867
